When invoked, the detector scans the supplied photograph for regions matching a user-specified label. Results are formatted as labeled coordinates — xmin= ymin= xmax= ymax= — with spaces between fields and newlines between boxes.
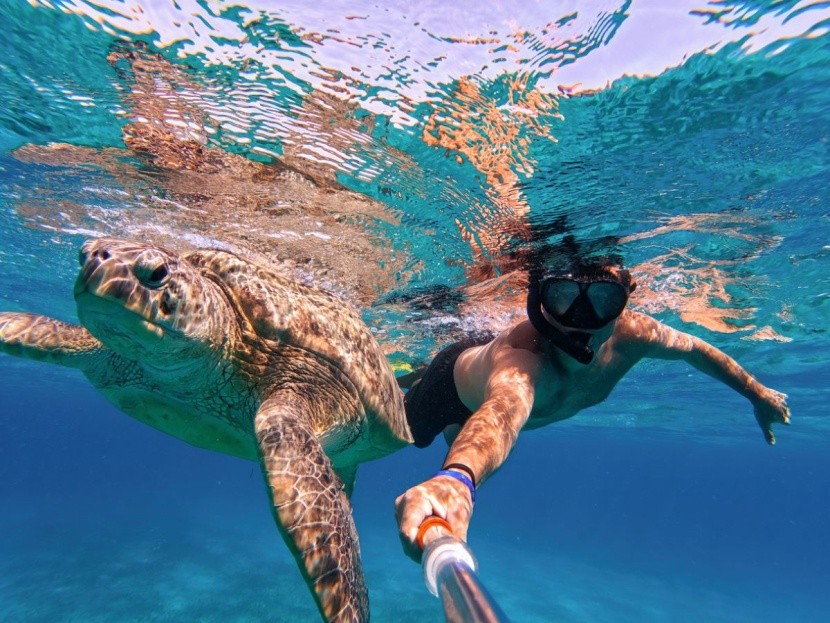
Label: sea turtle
xmin=0 ymin=238 xmax=413 ymax=622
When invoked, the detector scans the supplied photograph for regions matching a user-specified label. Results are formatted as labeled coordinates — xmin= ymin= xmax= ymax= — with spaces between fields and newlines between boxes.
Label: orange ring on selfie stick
xmin=416 ymin=516 xmax=453 ymax=550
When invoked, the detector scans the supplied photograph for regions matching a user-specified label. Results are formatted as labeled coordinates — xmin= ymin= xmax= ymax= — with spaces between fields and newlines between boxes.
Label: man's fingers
xmin=395 ymin=488 xmax=443 ymax=546
xmin=397 ymin=527 xmax=422 ymax=562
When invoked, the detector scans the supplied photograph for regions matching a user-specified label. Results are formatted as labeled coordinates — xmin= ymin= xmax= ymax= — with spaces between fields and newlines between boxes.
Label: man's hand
xmin=753 ymin=387 xmax=790 ymax=445
xmin=394 ymin=474 xmax=474 ymax=562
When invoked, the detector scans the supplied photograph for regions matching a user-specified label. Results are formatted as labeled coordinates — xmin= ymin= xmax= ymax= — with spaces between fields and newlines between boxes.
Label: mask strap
xmin=527 ymin=283 xmax=594 ymax=364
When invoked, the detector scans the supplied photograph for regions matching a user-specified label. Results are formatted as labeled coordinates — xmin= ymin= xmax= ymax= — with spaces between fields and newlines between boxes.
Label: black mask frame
xmin=539 ymin=276 xmax=630 ymax=330
xmin=526 ymin=270 xmax=632 ymax=365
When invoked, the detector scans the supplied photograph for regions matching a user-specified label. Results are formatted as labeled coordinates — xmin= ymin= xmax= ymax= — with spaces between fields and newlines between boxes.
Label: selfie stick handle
xmin=418 ymin=517 xmax=511 ymax=623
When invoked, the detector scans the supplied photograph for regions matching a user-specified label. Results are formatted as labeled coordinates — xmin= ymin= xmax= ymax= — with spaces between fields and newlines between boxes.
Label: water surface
xmin=1 ymin=1 xmax=829 ymax=621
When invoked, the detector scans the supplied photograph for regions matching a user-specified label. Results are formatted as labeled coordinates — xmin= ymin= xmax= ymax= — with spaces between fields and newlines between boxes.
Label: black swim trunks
xmin=404 ymin=335 xmax=493 ymax=448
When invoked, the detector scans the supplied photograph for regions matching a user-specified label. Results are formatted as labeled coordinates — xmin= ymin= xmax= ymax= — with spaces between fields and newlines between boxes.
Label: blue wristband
xmin=435 ymin=469 xmax=476 ymax=505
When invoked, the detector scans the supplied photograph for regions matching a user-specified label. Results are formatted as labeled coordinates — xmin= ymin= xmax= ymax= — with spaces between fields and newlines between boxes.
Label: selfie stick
xmin=418 ymin=517 xmax=511 ymax=623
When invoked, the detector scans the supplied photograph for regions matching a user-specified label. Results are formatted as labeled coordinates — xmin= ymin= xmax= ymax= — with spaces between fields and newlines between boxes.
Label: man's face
xmin=538 ymin=268 xmax=633 ymax=331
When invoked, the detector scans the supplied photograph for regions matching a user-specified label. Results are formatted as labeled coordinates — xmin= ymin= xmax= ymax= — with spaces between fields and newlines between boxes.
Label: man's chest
xmin=527 ymin=351 xmax=634 ymax=425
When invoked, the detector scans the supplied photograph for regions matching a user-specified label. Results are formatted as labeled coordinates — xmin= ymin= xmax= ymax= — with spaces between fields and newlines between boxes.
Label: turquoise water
xmin=1 ymin=0 xmax=829 ymax=621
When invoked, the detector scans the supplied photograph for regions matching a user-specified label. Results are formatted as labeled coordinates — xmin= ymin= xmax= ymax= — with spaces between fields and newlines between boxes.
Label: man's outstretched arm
xmin=630 ymin=312 xmax=790 ymax=444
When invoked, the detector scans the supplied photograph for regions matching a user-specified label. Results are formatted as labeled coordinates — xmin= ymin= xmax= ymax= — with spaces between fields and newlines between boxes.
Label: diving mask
xmin=527 ymin=269 xmax=633 ymax=364
xmin=539 ymin=274 xmax=631 ymax=330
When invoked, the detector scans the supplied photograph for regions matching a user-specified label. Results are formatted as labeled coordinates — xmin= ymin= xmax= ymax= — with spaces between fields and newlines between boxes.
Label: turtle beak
xmin=75 ymin=241 xmax=106 ymax=297
xmin=73 ymin=240 xmax=128 ymax=300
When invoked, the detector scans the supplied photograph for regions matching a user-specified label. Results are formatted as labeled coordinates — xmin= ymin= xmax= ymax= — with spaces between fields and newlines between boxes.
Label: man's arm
xmin=444 ymin=346 xmax=538 ymax=480
xmin=631 ymin=312 xmax=790 ymax=444
xmin=395 ymin=346 xmax=539 ymax=560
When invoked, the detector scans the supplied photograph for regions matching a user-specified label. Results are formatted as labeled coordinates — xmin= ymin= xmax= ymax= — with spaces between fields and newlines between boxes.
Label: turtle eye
xmin=149 ymin=265 xmax=168 ymax=284
xmin=136 ymin=262 xmax=170 ymax=288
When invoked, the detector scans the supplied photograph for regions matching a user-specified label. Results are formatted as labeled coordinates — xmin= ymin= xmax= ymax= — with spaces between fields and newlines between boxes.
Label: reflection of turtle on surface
xmin=0 ymin=238 xmax=413 ymax=622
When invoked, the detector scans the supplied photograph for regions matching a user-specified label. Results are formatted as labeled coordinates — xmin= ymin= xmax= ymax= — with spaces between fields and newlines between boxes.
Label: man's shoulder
xmin=462 ymin=321 xmax=544 ymax=371
xmin=501 ymin=319 xmax=545 ymax=352
xmin=613 ymin=310 xmax=690 ymax=355
xmin=455 ymin=321 xmax=542 ymax=388
xmin=617 ymin=309 xmax=660 ymax=331
xmin=610 ymin=310 xmax=665 ymax=346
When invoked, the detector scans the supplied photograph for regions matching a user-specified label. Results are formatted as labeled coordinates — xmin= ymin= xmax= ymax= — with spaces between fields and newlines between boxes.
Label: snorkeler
xmin=396 ymin=262 xmax=790 ymax=560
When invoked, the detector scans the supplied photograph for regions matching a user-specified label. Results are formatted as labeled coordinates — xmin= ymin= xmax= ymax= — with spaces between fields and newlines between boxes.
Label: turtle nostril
xmin=79 ymin=243 xmax=110 ymax=267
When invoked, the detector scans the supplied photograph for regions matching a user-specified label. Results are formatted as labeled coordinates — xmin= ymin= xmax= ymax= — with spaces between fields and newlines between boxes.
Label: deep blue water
xmin=2 ymin=0 xmax=830 ymax=621
xmin=2 ymin=367 xmax=828 ymax=622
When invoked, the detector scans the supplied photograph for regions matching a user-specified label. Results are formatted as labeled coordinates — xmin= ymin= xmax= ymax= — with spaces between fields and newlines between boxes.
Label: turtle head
xmin=74 ymin=238 xmax=229 ymax=364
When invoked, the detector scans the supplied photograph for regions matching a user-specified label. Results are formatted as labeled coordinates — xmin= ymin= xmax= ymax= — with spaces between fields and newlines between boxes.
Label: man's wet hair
xmin=521 ymin=233 xmax=627 ymax=285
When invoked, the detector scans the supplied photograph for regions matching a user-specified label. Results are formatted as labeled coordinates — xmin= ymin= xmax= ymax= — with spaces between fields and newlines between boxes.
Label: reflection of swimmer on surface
xmin=396 ymin=259 xmax=790 ymax=560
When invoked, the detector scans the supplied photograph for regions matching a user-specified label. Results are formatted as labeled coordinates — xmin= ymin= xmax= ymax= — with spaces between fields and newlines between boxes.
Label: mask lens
xmin=539 ymin=276 xmax=629 ymax=329
xmin=585 ymin=282 xmax=628 ymax=323
xmin=541 ymin=279 xmax=581 ymax=317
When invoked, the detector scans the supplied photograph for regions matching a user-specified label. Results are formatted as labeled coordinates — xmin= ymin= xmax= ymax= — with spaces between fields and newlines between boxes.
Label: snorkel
xmin=526 ymin=274 xmax=595 ymax=364
xmin=526 ymin=265 xmax=634 ymax=365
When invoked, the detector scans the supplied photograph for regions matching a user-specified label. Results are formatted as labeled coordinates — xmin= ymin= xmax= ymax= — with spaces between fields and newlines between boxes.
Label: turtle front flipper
xmin=0 ymin=313 xmax=105 ymax=369
xmin=254 ymin=393 xmax=368 ymax=623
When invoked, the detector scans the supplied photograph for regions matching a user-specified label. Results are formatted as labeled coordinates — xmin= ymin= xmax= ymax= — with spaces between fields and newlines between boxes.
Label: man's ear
xmin=619 ymin=268 xmax=637 ymax=293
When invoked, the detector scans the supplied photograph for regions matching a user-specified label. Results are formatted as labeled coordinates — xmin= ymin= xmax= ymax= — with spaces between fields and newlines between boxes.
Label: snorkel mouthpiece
xmin=527 ymin=282 xmax=594 ymax=364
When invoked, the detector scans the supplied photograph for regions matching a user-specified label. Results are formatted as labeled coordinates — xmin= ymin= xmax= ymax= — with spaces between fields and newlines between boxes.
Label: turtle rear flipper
xmin=255 ymin=393 xmax=368 ymax=623
xmin=0 ymin=313 xmax=105 ymax=369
